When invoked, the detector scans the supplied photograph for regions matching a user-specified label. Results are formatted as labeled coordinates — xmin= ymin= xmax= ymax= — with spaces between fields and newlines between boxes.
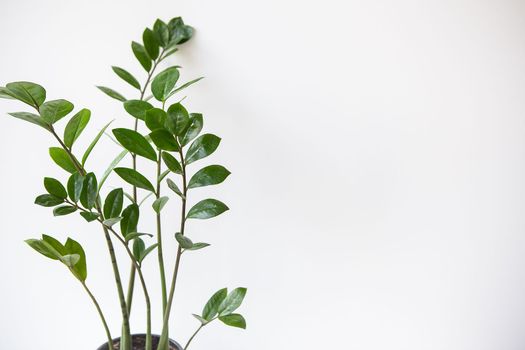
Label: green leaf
xmin=162 ymin=47 xmax=178 ymax=59
xmin=132 ymin=41 xmax=152 ymax=71
xmin=192 ymin=314 xmax=208 ymax=325
xmin=97 ymin=86 xmax=126 ymax=102
xmin=99 ymin=150 xmax=128 ymax=191
xmin=185 ymin=134 xmax=221 ymax=165
xmin=219 ymin=314 xmax=246 ymax=329
xmin=67 ymin=173 xmax=84 ymax=202
xmin=175 ymin=232 xmax=193 ymax=249
xmin=42 ymin=235 xmax=66 ymax=256
xmin=145 ymin=108 xmax=167 ymax=131
xmin=80 ymin=173 xmax=98 ymax=209
xmin=125 ymin=232 xmax=153 ymax=242
xmin=6 ymin=81 xmax=46 ymax=107
xmin=35 ymin=194 xmax=64 ymax=207
xmin=154 ymin=19 xmax=170 ymax=47
xmin=64 ymin=109 xmax=91 ymax=148
xmin=61 ymin=254 xmax=80 ymax=267
xmin=168 ymin=17 xmax=194 ymax=45
xmin=0 ymin=86 xmax=15 ymax=99
xmin=180 ymin=113 xmax=203 ymax=146
xmin=65 ymin=238 xmax=87 ymax=281
xmin=218 ymin=287 xmax=247 ymax=316
xmin=143 ymin=28 xmax=159 ymax=60
xmin=49 ymin=147 xmax=77 ymax=173
xmin=159 ymin=169 xmax=170 ymax=182
xmin=152 ymin=196 xmax=169 ymax=213
xmin=53 ymin=205 xmax=77 ymax=216
xmin=103 ymin=217 xmax=122 ymax=227
xmin=166 ymin=178 xmax=184 ymax=198
xmin=165 ymin=103 xmax=189 ymax=135
xmin=139 ymin=243 xmax=158 ymax=262
xmin=187 ymin=199 xmax=229 ymax=220
xmin=202 ymin=288 xmax=228 ymax=321
xmin=186 ymin=242 xmax=210 ymax=251
xmin=112 ymin=128 xmax=157 ymax=161
xmin=162 ymin=152 xmax=182 ymax=174
xmin=166 ymin=77 xmax=204 ymax=100
xmin=7 ymin=112 xmax=50 ymax=130
xmin=25 ymin=238 xmax=60 ymax=260
xmin=188 ymin=165 xmax=230 ymax=189
xmin=121 ymin=204 xmax=139 ymax=237
xmin=133 ymin=237 xmax=145 ymax=259
xmin=114 ymin=168 xmax=155 ymax=193
xmin=151 ymin=67 xmax=180 ymax=101
xmin=104 ymin=188 xmax=124 ymax=219
xmin=82 ymin=120 xmax=114 ymax=167
xmin=112 ymin=66 xmax=141 ymax=90
xmin=80 ymin=211 xmax=99 ymax=222
xmin=123 ymin=100 xmax=153 ymax=120
xmin=149 ymin=129 xmax=179 ymax=151
xmin=44 ymin=177 xmax=67 ymax=199
xmin=40 ymin=99 xmax=74 ymax=124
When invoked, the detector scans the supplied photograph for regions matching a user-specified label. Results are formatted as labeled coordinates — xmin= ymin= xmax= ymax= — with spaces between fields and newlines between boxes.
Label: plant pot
xmin=97 ymin=334 xmax=182 ymax=350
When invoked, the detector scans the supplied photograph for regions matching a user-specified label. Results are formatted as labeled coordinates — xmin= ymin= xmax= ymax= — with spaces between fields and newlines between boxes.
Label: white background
xmin=1 ymin=0 xmax=525 ymax=349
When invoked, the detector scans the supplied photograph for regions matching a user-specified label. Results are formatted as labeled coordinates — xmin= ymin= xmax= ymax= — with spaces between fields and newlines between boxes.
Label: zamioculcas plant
xmin=0 ymin=17 xmax=247 ymax=350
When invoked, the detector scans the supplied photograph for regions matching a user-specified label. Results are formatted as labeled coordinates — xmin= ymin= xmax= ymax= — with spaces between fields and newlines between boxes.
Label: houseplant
xmin=0 ymin=17 xmax=247 ymax=350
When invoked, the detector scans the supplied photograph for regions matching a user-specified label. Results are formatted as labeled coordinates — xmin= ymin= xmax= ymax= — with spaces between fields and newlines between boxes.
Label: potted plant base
xmin=97 ymin=334 xmax=182 ymax=350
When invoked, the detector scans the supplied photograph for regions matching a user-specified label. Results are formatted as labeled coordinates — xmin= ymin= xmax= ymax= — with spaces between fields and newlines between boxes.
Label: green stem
xmin=80 ymin=280 xmax=114 ymax=349
xmin=158 ymin=150 xmax=187 ymax=350
xmin=156 ymin=149 xmax=168 ymax=312
xmin=184 ymin=324 xmax=203 ymax=350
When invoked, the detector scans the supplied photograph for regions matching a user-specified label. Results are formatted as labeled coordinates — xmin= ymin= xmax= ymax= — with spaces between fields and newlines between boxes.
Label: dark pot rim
xmin=97 ymin=334 xmax=182 ymax=350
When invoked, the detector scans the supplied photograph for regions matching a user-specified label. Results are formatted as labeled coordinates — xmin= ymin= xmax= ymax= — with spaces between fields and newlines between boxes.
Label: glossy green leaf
xmin=187 ymin=198 xmax=228 ymax=219
xmin=192 ymin=314 xmax=208 ymax=325
xmin=0 ymin=86 xmax=15 ymax=99
xmin=6 ymin=81 xmax=46 ymax=107
xmin=218 ymin=287 xmax=247 ymax=316
xmin=7 ymin=112 xmax=50 ymax=130
xmin=185 ymin=134 xmax=221 ymax=165
xmin=64 ymin=109 xmax=91 ymax=148
xmin=138 ymin=243 xmax=158 ymax=263
xmin=219 ymin=314 xmax=246 ymax=329
xmin=121 ymin=204 xmax=139 ymax=236
xmin=162 ymin=47 xmax=178 ymax=59
xmin=61 ymin=254 xmax=80 ymax=267
xmin=112 ymin=128 xmax=157 ymax=161
xmin=125 ymin=232 xmax=153 ymax=242
xmin=187 ymin=242 xmax=210 ymax=251
xmin=114 ymin=168 xmax=155 ymax=192
xmin=132 ymin=41 xmax=152 ymax=71
xmin=42 ymin=235 xmax=66 ymax=256
xmin=143 ymin=28 xmax=159 ymax=60
xmin=145 ymin=108 xmax=167 ymax=131
xmin=104 ymin=188 xmax=124 ymax=219
xmin=123 ymin=100 xmax=153 ymax=120
xmin=96 ymin=86 xmax=126 ymax=102
xmin=180 ymin=113 xmax=202 ymax=146
xmin=159 ymin=169 xmax=170 ymax=182
xmin=53 ymin=205 xmax=77 ymax=216
xmin=152 ymin=196 xmax=169 ymax=213
xmin=80 ymin=173 xmax=98 ymax=209
xmin=103 ymin=217 xmax=122 ymax=227
xmin=65 ymin=238 xmax=87 ymax=281
xmin=162 ymin=152 xmax=182 ymax=174
xmin=67 ymin=173 xmax=84 ymax=202
xmin=49 ymin=147 xmax=77 ymax=173
xmin=35 ymin=194 xmax=64 ymax=207
xmin=149 ymin=129 xmax=179 ymax=151
xmin=44 ymin=177 xmax=67 ymax=199
xmin=99 ymin=149 xmax=128 ymax=191
xmin=25 ymin=239 xmax=59 ymax=260
xmin=202 ymin=288 xmax=228 ymax=321
xmin=165 ymin=103 xmax=189 ymax=135
xmin=151 ymin=67 xmax=180 ymax=101
xmin=188 ymin=165 xmax=230 ymax=189
xmin=133 ymin=237 xmax=145 ymax=260
xmin=175 ymin=232 xmax=193 ymax=249
xmin=112 ymin=66 xmax=141 ymax=90
xmin=166 ymin=77 xmax=204 ymax=100
xmin=153 ymin=19 xmax=170 ymax=47
xmin=168 ymin=17 xmax=194 ymax=45
xmin=82 ymin=120 xmax=114 ymax=166
xmin=40 ymin=99 xmax=74 ymax=124
xmin=166 ymin=178 xmax=184 ymax=198
xmin=80 ymin=211 xmax=99 ymax=222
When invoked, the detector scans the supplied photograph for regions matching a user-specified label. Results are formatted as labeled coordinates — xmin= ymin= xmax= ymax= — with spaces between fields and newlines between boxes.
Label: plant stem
xmin=156 ymin=149 xmax=168 ymax=312
xmin=158 ymin=149 xmax=188 ymax=350
xmin=49 ymin=128 xmax=132 ymax=350
xmin=183 ymin=325 xmax=203 ymax=350
xmin=79 ymin=280 xmax=114 ymax=349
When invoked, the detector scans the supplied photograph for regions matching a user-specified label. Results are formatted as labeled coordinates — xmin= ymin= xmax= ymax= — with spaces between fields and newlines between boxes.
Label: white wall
xmin=1 ymin=0 xmax=525 ymax=349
